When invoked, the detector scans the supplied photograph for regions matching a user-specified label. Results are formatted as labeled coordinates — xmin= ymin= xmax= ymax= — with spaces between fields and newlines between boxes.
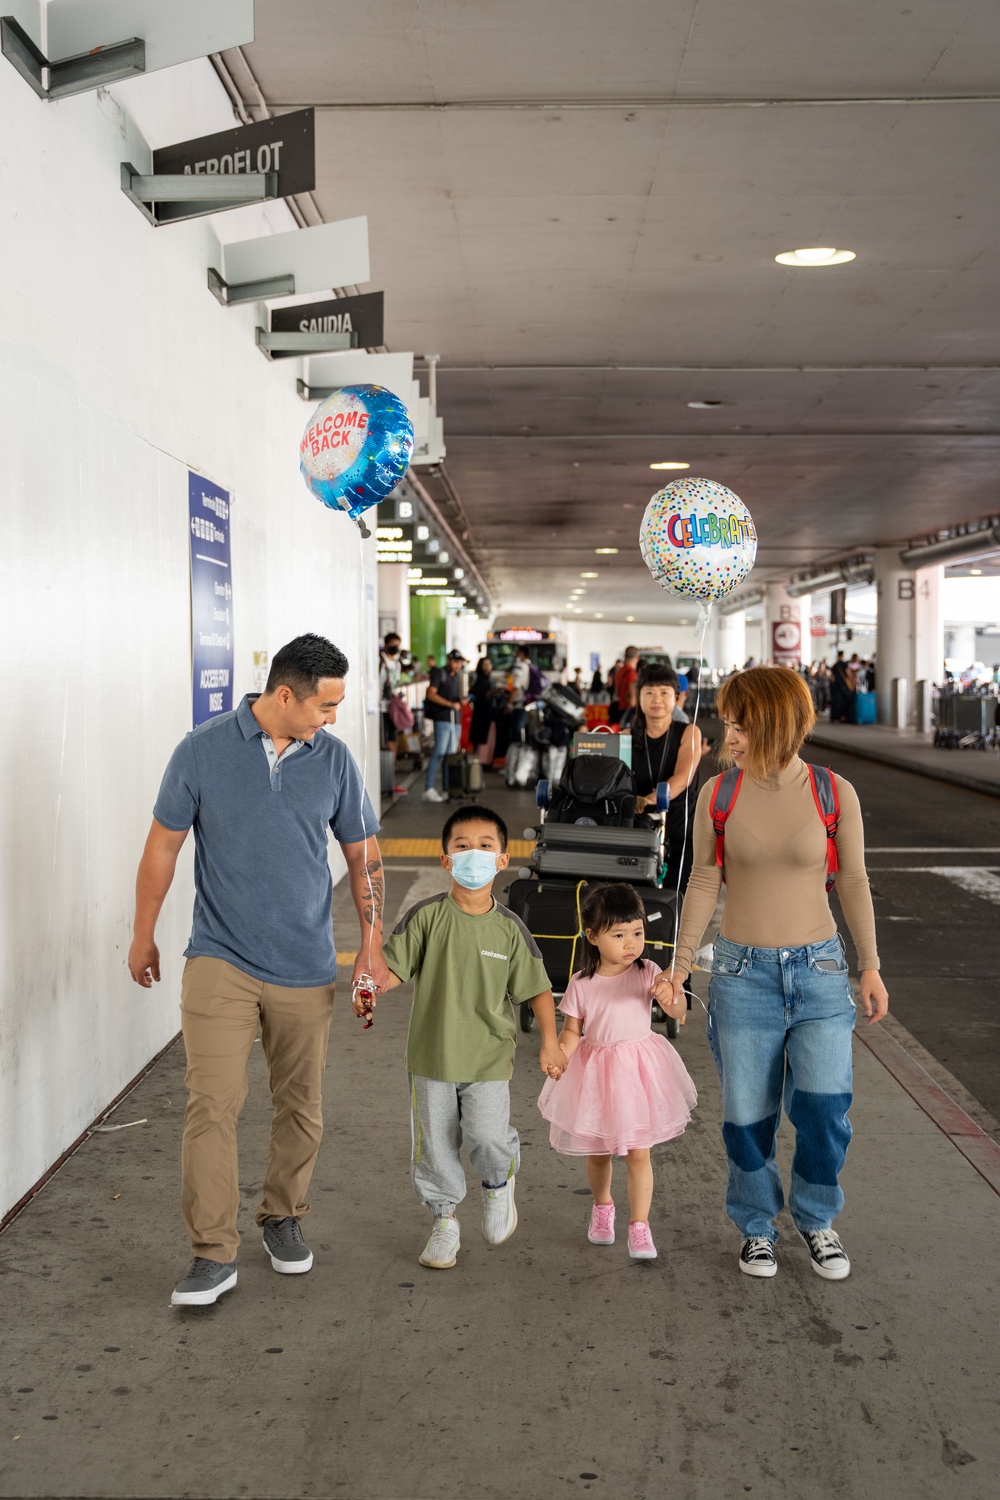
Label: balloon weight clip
xmin=336 ymin=495 xmax=371 ymax=539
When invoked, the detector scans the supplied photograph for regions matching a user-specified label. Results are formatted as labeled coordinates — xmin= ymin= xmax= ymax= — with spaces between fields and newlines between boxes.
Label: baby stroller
xmin=502 ymin=749 xmax=683 ymax=1037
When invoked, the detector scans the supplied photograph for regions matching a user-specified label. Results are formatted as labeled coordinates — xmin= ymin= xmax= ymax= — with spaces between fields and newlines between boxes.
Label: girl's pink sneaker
xmin=588 ymin=1201 xmax=616 ymax=1245
xmin=628 ymin=1221 xmax=657 ymax=1260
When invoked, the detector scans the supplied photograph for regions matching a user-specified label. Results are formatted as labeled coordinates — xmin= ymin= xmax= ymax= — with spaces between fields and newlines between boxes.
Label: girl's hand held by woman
xmin=652 ymin=973 xmax=686 ymax=1024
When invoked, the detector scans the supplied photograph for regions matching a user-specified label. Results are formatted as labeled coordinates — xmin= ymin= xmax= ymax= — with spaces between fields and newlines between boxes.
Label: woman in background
xmin=629 ymin=664 xmax=702 ymax=899
xmin=469 ymin=656 xmax=500 ymax=768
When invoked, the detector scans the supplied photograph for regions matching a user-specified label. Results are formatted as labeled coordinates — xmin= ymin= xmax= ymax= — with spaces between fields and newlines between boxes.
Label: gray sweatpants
xmin=409 ymin=1075 xmax=520 ymax=1218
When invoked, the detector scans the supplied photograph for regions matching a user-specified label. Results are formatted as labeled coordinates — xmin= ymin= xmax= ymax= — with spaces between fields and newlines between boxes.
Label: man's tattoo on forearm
xmin=361 ymin=857 xmax=384 ymax=929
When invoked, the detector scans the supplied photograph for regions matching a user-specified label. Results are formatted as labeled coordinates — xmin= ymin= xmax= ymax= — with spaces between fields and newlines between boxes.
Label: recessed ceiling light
xmin=970 ymin=568 xmax=983 ymax=576
xmin=595 ymin=547 xmax=619 ymax=554
xmin=775 ymin=247 xmax=856 ymax=267
xmin=679 ymin=618 xmax=690 ymax=625
xmin=687 ymin=400 xmax=724 ymax=409
xmin=594 ymin=613 xmax=604 ymax=619
xmin=649 ymin=461 xmax=690 ymax=471
xmin=626 ymin=616 xmax=635 ymax=622
xmin=580 ymin=571 xmax=599 ymax=578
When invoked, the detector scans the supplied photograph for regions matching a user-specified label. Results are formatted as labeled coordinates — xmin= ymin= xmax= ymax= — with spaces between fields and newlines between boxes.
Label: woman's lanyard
xmin=643 ymin=728 xmax=672 ymax=796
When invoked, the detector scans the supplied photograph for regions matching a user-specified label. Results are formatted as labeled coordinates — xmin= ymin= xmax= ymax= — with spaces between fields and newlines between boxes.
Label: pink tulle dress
xmin=537 ymin=961 xmax=697 ymax=1156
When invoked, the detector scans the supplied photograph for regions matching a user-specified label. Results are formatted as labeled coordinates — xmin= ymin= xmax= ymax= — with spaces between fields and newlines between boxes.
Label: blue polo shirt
xmin=153 ymin=695 xmax=379 ymax=987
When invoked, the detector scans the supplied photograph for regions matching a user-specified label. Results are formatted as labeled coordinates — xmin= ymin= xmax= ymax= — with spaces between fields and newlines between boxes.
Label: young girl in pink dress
xmin=538 ymin=883 xmax=697 ymax=1260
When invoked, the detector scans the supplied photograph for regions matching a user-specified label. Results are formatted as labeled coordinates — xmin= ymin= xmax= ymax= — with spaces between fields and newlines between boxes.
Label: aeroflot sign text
xmin=153 ymin=108 xmax=316 ymax=200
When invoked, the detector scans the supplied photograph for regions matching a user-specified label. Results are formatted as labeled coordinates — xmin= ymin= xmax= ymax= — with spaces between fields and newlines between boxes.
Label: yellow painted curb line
xmin=379 ymin=837 xmax=535 ymax=859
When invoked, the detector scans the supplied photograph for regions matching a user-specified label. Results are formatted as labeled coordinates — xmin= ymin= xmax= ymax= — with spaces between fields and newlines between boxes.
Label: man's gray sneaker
xmin=170 ymin=1257 xmax=237 ymax=1307
xmin=262 ymin=1216 xmax=314 ymax=1274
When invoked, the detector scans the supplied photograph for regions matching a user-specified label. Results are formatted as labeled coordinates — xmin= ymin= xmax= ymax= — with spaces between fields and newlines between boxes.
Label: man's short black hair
xmin=265 ymin=634 xmax=349 ymax=699
xmin=384 ymin=632 xmax=401 ymax=645
xmin=441 ymin=804 xmax=508 ymax=853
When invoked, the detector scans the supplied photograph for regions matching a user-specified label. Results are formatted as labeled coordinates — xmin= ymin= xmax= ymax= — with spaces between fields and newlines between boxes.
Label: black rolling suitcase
xmin=532 ymin=821 xmax=660 ymax=884
xmin=503 ymin=875 xmax=677 ymax=1007
xmin=443 ymin=751 xmax=484 ymax=799
xmin=503 ymin=876 xmax=589 ymax=997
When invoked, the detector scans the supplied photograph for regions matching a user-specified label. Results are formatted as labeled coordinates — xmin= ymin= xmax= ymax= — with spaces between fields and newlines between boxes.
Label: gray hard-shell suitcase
xmin=531 ymin=822 xmax=660 ymax=884
xmin=444 ymin=750 xmax=484 ymax=799
xmin=505 ymin=741 xmax=539 ymax=788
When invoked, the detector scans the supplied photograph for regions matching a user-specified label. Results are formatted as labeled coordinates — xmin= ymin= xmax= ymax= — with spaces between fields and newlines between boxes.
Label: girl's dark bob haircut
xmin=576 ymin=883 xmax=648 ymax=980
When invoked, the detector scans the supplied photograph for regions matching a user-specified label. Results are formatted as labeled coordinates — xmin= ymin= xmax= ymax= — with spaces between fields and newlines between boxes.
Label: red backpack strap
xmin=709 ymin=768 xmax=743 ymax=874
xmin=807 ymin=765 xmax=840 ymax=891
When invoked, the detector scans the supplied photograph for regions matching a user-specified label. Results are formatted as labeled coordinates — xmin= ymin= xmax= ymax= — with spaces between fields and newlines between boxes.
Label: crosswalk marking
xmin=927 ymin=867 xmax=1000 ymax=904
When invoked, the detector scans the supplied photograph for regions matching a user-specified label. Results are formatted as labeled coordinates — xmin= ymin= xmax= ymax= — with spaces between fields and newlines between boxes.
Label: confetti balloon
xmin=640 ymin=477 xmax=757 ymax=604
xmin=299 ymin=384 xmax=414 ymax=527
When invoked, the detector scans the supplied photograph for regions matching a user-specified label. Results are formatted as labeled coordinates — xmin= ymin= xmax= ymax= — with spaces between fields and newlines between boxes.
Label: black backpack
xmin=546 ymin=754 xmax=637 ymax=827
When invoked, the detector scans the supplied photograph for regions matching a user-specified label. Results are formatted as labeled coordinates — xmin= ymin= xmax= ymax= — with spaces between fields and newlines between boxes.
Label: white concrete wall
xmin=0 ymin=60 xmax=379 ymax=1216
xmin=446 ymin=614 xmax=490 ymax=665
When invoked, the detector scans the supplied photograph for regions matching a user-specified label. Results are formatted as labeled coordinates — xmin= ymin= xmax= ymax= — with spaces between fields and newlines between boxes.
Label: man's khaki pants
xmin=180 ymin=956 xmax=335 ymax=1263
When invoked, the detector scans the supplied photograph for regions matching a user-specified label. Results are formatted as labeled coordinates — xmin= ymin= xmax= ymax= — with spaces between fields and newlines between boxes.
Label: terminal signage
xmin=376 ymin=523 xmax=414 ymax=563
xmin=771 ymin=618 xmax=802 ymax=667
xmin=152 ymin=109 xmax=315 ymax=223
xmin=270 ymin=291 xmax=384 ymax=359
xmin=188 ymin=472 xmax=234 ymax=728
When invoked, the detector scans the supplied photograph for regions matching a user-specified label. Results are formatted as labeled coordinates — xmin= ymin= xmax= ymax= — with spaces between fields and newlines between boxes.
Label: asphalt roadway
xmin=1 ymin=739 xmax=998 ymax=1500
xmin=796 ymin=737 xmax=1000 ymax=1137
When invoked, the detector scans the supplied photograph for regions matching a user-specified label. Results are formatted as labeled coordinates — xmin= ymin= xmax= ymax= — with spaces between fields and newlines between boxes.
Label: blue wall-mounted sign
xmin=188 ymin=472 xmax=234 ymax=727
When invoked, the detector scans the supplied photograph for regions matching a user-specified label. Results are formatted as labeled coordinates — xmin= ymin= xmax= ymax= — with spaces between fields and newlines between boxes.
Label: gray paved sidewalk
xmin=808 ymin=720 xmax=1000 ymax=796
xmin=2 ymin=860 xmax=999 ymax=1500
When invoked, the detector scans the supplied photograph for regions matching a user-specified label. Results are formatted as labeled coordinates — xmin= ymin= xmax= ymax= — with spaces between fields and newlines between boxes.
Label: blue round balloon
xmin=299 ymin=383 xmax=414 ymax=520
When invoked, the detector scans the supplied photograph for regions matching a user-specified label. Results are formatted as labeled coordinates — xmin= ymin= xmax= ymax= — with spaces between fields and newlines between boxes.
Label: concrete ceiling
xmin=236 ymin=0 xmax=1000 ymax=624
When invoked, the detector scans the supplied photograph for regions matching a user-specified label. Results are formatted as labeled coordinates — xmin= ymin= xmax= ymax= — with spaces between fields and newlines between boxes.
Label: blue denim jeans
xmin=706 ymin=934 xmax=855 ymax=1241
xmin=425 ymin=718 xmax=459 ymax=791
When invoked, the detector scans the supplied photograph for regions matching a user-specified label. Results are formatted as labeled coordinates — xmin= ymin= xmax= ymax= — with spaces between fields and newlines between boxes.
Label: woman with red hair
xmin=670 ymin=667 xmax=888 ymax=1282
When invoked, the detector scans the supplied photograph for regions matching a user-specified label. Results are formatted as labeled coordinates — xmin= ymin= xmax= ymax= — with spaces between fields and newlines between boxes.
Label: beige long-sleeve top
xmin=673 ymin=756 xmax=880 ymax=975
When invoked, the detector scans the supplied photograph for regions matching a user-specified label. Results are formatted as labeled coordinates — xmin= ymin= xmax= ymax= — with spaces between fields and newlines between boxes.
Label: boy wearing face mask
xmin=358 ymin=805 xmax=563 ymax=1270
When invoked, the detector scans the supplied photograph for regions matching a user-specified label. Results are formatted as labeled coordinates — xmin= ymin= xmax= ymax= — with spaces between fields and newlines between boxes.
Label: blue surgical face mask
xmin=449 ymin=849 xmax=500 ymax=890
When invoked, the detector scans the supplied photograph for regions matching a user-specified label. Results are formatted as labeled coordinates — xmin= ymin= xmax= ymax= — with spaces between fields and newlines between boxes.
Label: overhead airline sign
xmin=269 ymin=291 xmax=384 ymax=359
xmin=151 ymin=109 xmax=315 ymax=223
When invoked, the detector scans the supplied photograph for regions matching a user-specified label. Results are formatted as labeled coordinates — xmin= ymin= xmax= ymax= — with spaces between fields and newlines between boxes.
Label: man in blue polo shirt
xmin=128 ymin=634 xmax=388 ymax=1307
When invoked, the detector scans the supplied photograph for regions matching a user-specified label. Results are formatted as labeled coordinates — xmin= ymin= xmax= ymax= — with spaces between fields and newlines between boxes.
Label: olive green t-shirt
xmin=382 ymin=892 xmax=551 ymax=1082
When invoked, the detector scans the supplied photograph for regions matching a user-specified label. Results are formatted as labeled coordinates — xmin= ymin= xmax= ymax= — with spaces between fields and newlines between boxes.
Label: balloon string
xmin=356 ymin=522 xmax=376 ymax=983
xmin=667 ymin=602 xmax=711 ymax=987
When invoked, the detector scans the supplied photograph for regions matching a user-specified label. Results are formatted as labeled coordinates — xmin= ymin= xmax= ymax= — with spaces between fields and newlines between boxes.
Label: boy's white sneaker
xmin=481 ymin=1176 xmax=518 ymax=1245
xmin=422 ymin=786 xmax=446 ymax=803
xmin=419 ymin=1215 xmax=461 ymax=1269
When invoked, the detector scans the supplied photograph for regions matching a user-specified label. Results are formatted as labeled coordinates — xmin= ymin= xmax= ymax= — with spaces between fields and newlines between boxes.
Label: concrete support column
xmin=708 ymin=608 xmax=746 ymax=674
xmin=874 ymin=547 xmax=916 ymax=726
xmin=945 ymin=624 xmax=977 ymax=672
xmin=377 ymin=563 xmax=411 ymax=649
xmin=764 ymin=582 xmax=805 ymax=667
xmin=913 ymin=564 xmax=944 ymax=692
